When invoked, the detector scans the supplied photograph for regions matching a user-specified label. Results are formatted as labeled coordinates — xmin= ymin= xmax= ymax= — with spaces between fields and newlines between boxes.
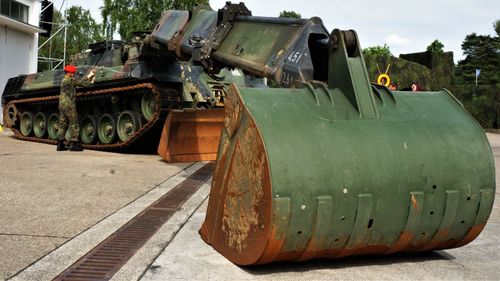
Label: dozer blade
xmin=200 ymin=83 xmax=495 ymax=265
xmin=157 ymin=109 xmax=225 ymax=162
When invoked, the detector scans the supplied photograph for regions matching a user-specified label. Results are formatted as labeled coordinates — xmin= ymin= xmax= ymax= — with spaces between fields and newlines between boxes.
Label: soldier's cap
xmin=64 ymin=65 xmax=77 ymax=73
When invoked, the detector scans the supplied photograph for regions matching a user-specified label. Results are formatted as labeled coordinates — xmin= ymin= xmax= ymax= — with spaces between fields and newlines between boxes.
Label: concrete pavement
xmin=141 ymin=133 xmax=500 ymax=281
xmin=0 ymin=129 xmax=498 ymax=280
xmin=142 ymin=201 xmax=499 ymax=281
xmin=0 ymin=129 xmax=189 ymax=279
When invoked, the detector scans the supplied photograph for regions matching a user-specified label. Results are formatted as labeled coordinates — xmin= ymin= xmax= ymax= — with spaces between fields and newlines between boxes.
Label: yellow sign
xmin=376 ymin=63 xmax=392 ymax=87
xmin=377 ymin=73 xmax=391 ymax=86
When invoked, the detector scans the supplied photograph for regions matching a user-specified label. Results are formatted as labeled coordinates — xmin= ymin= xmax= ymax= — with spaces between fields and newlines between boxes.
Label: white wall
xmin=0 ymin=0 xmax=40 ymax=123
xmin=0 ymin=26 xmax=33 ymax=77
xmin=18 ymin=0 xmax=40 ymax=73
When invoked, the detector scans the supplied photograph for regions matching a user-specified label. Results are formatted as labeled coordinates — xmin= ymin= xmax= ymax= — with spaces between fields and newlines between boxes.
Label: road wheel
xmin=80 ymin=115 xmax=98 ymax=144
xmin=98 ymin=114 xmax=116 ymax=144
xmin=20 ymin=111 xmax=34 ymax=136
xmin=141 ymin=92 xmax=157 ymax=121
xmin=117 ymin=111 xmax=142 ymax=142
xmin=33 ymin=112 xmax=47 ymax=138
xmin=47 ymin=113 xmax=59 ymax=140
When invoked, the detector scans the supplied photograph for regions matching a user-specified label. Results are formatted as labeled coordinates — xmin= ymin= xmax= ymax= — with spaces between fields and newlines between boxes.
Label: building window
xmin=0 ymin=0 xmax=29 ymax=23
xmin=0 ymin=0 xmax=9 ymax=16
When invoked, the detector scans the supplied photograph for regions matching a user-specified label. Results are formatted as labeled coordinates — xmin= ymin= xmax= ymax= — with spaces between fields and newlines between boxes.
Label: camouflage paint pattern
xmin=57 ymin=74 xmax=93 ymax=141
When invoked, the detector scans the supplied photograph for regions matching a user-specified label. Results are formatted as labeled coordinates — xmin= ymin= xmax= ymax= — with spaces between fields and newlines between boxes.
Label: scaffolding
xmin=37 ymin=0 xmax=69 ymax=70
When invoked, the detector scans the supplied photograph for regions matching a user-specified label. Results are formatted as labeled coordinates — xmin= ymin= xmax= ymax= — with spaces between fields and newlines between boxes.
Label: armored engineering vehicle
xmin=3 ymin=4 xmax=238 ymax=157
xmin=1 ymin=2 xmax=495 ymax=265
xmin=2 ymin=2 xmax=330 ymax=160
xmin=195 ymin=5 xmax=495 ymax=266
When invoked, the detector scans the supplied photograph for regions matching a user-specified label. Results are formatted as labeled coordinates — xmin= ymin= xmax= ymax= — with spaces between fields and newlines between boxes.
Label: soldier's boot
xmin=68 ymin=141 xmax=83 ymax=151
xmin=57 ymin=139 xmax=66 ymax=151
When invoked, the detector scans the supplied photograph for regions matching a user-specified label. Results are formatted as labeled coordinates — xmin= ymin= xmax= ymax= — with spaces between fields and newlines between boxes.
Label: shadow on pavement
xmin=242 ymin=250 xmax=455 ymax=275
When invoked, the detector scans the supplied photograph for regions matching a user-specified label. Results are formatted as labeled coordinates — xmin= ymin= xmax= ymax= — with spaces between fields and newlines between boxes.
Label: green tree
xmin=38 ymin=6 xmax=104 ymax=71
xmin=455 ymin=32 xmax=499 ymax=85
xmin=362 ymin=44 xmax=392 ymax=57
xmin=279 ymin=10 xmax=301 ymax=18
xmin=101 ymin=0 xmax=208 ymax=40
xmin=66 ymin=6 xmax=104 ymax=56
xmin=453 ymin=20 xmax=500 ymax=129
xmin=426 ymin=39 xmax=444 ymax=53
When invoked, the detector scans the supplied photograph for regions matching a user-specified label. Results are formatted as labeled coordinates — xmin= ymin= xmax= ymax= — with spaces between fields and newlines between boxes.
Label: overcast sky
xmin=67 ymin=0 xmax=499 ymax=62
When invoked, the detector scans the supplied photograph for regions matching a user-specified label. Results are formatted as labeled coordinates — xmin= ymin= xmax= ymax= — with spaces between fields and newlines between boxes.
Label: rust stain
xmin=411 ymin=239 xmax=430 ymax=251
xmin=210 ymin=134 xmax=231 ymax=191
xmin=257 ymin=228 xmax=286 ymax=264
xmin=199 ymin=120 xmax=236 ymax=246
xmin=418 ymin=229 xmax=450 ymax=251
xmin=311 ymin=244 xmax=392 ymax=261
xmin=223 ymin=84 xmax=243 ymax=139
xmin=3 ymin=102 xmax=17 ymax=127
xmin=198 ymin=221 xmax=212 ymax=245
xmin=199 ymin=130 xmax=232 ymax=246
xmin=336 ymin=248 xmax=357 ymax=258
xmin=411 ymin=193 xmax=418 ymax=210
xmin=387 ymin=231 xmax=415 ymax=254
xmin=221 ymin=122 xmax=266 ymax=253
xmin=453 ymin=224 xmax=486 ymax=248
xmin=158 ymin=109 xmax=225 ymax=162
xmin=297 ymin=237 xmax=321 ymax=261
xmin=276 ymin=251 xmax=304 ymax=262
xmin=210 ymin=90 xmax=240 ymax=192
xmin=157 ymin=113 xmax=173 ymax=160
xmin=316 ymin=249 xmax=337 ymax=259
xmin=352 ymin=245 xmax=391 ymax=256
xmin=287 ymin=239 xmax=394 ymax=261
xmin=201 ymin=86 xmax=272 ymax=265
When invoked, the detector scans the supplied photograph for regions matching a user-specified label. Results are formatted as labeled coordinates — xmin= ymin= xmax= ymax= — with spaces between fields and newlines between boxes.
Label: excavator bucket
xmin=200 ymin=30 xmax=495 ymax=265
xmin=157 ymin=109 xmax=225 ymax=162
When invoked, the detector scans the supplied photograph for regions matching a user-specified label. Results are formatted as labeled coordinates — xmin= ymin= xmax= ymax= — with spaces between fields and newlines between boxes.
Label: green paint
xmin=237 ymin=82 xmax=494 ymax=251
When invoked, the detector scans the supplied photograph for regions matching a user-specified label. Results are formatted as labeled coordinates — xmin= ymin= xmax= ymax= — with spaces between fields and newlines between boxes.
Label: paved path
xmin=0 ymin=130 xmax=189 ymax=280
xmin=1 ymin=130 xmax=498 ymax=280
xmin=142 ymin=133 xmax=500 ymax=281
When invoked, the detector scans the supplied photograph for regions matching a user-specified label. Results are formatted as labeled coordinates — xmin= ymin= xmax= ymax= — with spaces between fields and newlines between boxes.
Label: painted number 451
xmin=287 ymin=51 xmax=302 ymax=64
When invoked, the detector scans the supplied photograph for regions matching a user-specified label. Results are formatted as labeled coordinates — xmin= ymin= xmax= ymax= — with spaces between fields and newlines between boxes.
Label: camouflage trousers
xmin=58 ymin=102 xmax=80 ymax=141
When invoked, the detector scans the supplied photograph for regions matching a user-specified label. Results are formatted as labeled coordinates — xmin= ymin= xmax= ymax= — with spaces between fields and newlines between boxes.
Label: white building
xmin=0 ymin=0 xmax=43 ymax=122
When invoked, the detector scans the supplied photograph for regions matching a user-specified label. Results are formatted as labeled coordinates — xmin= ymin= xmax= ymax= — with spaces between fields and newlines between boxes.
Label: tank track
xmin=3 ymin=82 xmax=180 ymax=151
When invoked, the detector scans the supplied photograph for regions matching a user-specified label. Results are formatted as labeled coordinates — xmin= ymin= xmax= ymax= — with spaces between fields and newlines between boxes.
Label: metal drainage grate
xmin=54 ymin=163 xmax=214 ymax=281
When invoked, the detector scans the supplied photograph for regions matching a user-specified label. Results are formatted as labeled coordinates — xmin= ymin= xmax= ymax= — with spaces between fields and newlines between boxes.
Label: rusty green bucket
xmin=200 ymin=30 xmax=495 ymax=265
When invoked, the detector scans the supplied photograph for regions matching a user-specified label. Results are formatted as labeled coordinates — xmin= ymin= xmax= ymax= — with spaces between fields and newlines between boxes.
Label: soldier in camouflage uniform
xmin=57 ymin=65 xmax=96 ymax=151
